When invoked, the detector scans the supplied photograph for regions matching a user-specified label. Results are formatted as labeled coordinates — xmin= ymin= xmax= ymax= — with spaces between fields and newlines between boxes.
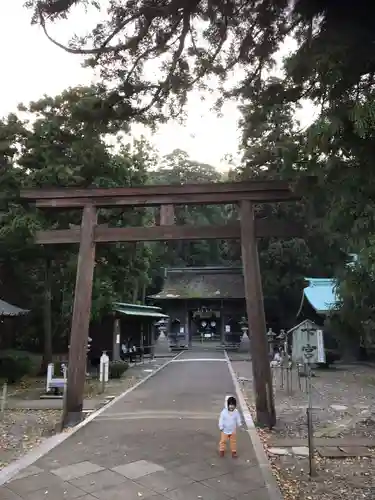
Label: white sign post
xmin=100 ymin=351 xmax=109 ymax=393
xmin=316 ymin=330 xmax=326 ymax=364
xmin=46 ymin=363 xmax=54 ymax=393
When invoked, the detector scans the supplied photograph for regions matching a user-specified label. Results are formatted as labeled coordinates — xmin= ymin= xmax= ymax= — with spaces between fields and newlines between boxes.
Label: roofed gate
xmin=151 ymin=266 xmax=245 ymax=300
xmin=150 ymin=266 xmax=246 ymax=347
xmin=21 ymin=179 xmax=306 ymax=428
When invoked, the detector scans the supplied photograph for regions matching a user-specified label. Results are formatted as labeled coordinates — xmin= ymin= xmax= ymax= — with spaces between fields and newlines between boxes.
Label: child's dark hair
xmin=227 ymin=396 xmax=237 ymax=408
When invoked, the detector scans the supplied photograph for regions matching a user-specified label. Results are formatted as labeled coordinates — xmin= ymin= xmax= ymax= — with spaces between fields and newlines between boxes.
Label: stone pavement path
xmin=0 ymin=350 xmax=272 ymax=500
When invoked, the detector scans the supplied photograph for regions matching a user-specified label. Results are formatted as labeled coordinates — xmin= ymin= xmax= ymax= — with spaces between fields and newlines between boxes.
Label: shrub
xmin=109 ymin=360 xmax=128 ymax=379
xmin=0 ymin=350 xmax=37 ymax=384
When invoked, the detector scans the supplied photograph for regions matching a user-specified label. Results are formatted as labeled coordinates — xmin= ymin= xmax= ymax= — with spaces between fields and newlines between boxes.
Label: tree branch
xmin=37 ymin=0 xmax=79 ymax=16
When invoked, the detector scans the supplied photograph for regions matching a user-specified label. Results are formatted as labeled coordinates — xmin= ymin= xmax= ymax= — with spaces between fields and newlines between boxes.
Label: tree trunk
xmin=132 ymin=279 xmax=139 ymax=303
xmin=141 ymin=283 xmax=146 ymax=304
xmin=41 ymin=257 xmax=53 ymax=374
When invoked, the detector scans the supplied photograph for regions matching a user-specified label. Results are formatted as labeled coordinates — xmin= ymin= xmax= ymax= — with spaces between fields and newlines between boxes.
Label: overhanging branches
xmin=28 ymin=0 xmax=297 ymax=120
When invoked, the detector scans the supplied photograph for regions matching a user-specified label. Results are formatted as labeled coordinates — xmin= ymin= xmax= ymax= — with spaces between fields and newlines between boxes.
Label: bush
xmin=0 ymin=350 xmax=39 ymax=384
xmin=109 ymin=360 xmax=128 ymax=379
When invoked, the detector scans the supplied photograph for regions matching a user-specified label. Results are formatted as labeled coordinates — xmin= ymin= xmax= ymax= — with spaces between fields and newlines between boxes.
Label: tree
xmin=25 ymin=0 xmax=375 ymax=255
xmin=25 ymin=1 xmax=375 ymax=126
xmin=150 ymin=149 xmax=226 ymax=266
xmin=146 ymin=149 xmax=231 ymax=295
xmin=0 ymin=86 xmax=153 ymax=368
xmin=27 ymin=0 xmax=375 ymax=249
xmin=235 ymin=76 xmax=346 ymax=327
xmin=24 ymin=0 xmax=375 ymax=360
xmin=152 ymin=150 xmax=222 ymax=184
xmin=20 ymin=0 xmax=297 ymax=122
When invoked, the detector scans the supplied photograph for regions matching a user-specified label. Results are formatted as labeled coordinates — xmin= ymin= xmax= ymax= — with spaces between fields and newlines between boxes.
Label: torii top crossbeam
xmin=20 ymin=179 xmax=307 ymax=244
xmin=20 ymin=179 xmax=304 ymax=208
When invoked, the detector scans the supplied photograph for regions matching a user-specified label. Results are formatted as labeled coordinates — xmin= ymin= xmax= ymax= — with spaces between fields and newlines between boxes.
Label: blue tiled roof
xmin=304 ymin=278 xmax=338 ymax=314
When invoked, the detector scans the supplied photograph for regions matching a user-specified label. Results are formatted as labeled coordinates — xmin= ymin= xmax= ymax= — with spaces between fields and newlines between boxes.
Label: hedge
xmin=109 ymin=360 xmax=129 ymax=379
xmin=0 ymin=350 xmax=41 ymax=384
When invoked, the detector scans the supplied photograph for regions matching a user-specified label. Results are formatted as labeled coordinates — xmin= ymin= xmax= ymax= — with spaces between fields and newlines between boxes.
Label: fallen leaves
xmin=0 ymin=409 xmax=61 ymax=471
xmin=234 ymin=360 xmax=375 ymax=500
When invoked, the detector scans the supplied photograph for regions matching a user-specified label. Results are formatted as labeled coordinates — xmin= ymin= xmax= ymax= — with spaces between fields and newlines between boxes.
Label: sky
xmin=0 ymin=1 xmax=316 ymax=170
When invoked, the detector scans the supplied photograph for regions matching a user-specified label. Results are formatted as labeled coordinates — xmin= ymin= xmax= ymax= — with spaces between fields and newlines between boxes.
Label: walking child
xmin=218 ymin=395 xmax=242 ymax=457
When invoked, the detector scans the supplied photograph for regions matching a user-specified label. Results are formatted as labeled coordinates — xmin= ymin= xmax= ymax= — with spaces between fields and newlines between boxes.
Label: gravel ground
xmin=230 ymin=355 xmax=375 ymax=500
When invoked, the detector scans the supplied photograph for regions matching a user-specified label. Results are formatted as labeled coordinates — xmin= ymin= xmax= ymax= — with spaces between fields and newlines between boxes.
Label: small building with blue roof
xmin=297 ymin=253 xmax=359 ymax=319
xmin=298 ymin=278 xmax=339 ymax=317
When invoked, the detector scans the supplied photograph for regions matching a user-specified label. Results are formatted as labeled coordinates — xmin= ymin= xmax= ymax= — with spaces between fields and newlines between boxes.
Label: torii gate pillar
xmin=240 ymin=200 xmax=276 ymax=427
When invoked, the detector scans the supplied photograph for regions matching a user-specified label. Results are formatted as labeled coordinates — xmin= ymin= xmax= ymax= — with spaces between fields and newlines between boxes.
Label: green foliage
xmin=248 ymin=81 xmax=375 ymax=339
xmin=24 ymin=0 xmax=375 ymax=346
xmin=109 ymin=360 xmax=129 ymax=379
xmin=26 ymin=0 xmax=374 ymax=125
xmin=0 ymin=350 xmax=40 ymax=384
xmin=0 ymin=86 xmax=153 ymax=355
xmin=235 ymin=76 xmax=345 ymax=327
xmin=26 ymin=0 xmax=296 ymax=122
xmin=334 ymin=250 xmax=375 ymax=347
xmin=146 ymin=149 xmax=231 ymax=294
xmin=12 ymin=0 xmax=375 ymax=344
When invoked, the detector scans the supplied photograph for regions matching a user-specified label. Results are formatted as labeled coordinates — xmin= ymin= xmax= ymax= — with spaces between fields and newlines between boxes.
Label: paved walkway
xmin=0 ymin=350 xmax=273 ymax=500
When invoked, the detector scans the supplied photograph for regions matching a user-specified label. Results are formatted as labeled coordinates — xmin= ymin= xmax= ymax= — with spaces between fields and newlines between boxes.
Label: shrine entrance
xmin=21 ymin=179 xmax=305 ymax=428
xmin=191 ymin=307 xmax=221 ymax=344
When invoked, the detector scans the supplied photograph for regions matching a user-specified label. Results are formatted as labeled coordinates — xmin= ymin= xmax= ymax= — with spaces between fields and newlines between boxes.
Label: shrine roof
xmin=113 ymin=302 xmax=168 ymax=319
xmin=302 ymin=278 xmax=338 ymax=314
xmin=149 ymin=267 xmax=245 ymax=300
xmin=0 ymin=299 xmax=29 ymax=317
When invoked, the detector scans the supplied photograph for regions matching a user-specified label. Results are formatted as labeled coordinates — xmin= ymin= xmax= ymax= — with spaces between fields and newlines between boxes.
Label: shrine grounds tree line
xmin=0 ymin=86 xmax=331 ymax=369
xmin=1 ymin=0 xmax=375 ymax=373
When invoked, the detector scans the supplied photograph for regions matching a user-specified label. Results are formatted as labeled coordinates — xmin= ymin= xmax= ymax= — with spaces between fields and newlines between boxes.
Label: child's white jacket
xmin=219 ymin=408 xmax=242 ymax=435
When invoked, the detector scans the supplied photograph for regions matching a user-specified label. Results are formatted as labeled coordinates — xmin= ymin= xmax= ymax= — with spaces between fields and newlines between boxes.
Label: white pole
xmin=46 ymin=363 xmax=54 ymax=393
xmin=100 ymin=351 xmax=109 ymax=393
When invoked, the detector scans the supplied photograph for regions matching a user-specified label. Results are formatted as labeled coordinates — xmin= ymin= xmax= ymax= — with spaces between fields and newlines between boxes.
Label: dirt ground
xmin=0 ymin=409 xmax=61 ymax=469
xmin=0 ymin=360 xmax=164 ymax=471
xmin=0 ymin=374 xmax=138 ymax=470
xmin=230 ymin=354 xmax=375 ymax=500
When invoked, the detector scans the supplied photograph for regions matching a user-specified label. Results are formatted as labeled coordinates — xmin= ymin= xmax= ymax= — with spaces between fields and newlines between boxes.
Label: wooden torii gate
xmin=21 ymin=180 xmax=303 ymax=428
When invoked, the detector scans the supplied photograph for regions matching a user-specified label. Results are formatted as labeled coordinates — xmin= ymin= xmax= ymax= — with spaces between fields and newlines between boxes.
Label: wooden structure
xmin=0 ymin=300 xmax=30 ymax=349
xmin=89 ymin=303 xmax=168 ymax=365
xmin=149 ymin=266 xmax=246 ymax=348
xmin=21 ymin=179 xmax=305 ymax=428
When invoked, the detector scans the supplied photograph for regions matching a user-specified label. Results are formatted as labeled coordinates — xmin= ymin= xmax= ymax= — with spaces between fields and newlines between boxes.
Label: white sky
xmin=0 ymin=1 xmax=316 ymax=170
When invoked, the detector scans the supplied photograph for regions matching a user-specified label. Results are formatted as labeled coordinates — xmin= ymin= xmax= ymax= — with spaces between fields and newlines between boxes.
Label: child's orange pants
xmin=219 ymin=431 xmax=237 ymax=452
